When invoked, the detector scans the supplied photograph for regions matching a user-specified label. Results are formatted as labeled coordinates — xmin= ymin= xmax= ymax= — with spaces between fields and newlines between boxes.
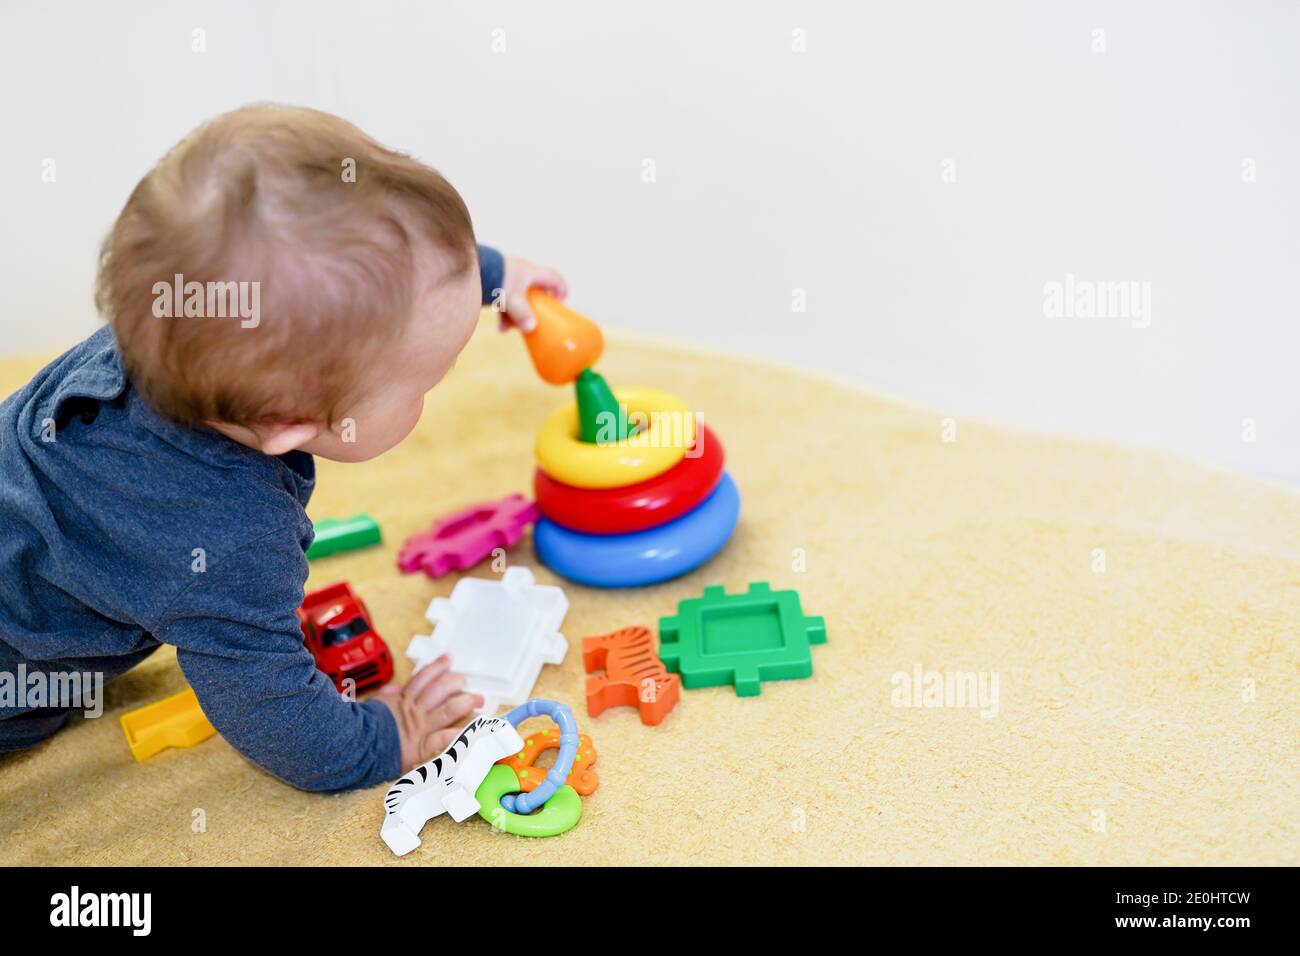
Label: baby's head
xmin=95 ymin=104 xmax=483 ymax=462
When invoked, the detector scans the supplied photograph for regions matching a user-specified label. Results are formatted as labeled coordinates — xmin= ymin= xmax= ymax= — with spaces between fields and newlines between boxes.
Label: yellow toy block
xmin=119 ymin=687 xmax=216 ymax=761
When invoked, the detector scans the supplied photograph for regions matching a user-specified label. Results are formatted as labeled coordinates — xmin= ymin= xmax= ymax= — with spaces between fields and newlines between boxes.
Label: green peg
xmin=575 ymin=368 xmax=630 ymax=444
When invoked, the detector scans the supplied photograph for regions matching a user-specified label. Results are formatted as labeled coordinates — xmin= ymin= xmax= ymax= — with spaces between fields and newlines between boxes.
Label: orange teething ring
xmin=497 ymin=728 xmax=599 ymax=796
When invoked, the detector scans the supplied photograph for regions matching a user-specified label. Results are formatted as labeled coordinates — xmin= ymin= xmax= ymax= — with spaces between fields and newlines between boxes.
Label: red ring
xmin=534 ymin=425 xmax=725 ymax=534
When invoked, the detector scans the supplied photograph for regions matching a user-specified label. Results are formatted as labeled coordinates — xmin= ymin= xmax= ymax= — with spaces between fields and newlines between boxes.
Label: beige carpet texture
xmin=1 ymin=314 xmax=1297 ymax=866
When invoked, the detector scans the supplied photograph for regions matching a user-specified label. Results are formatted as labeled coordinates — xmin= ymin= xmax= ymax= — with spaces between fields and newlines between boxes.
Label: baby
xmin=0 ymin=104 xmax=566 ymax=791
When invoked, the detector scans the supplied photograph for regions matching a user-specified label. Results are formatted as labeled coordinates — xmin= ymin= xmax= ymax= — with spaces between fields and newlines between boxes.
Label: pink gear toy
xmin=398 ymin=495 xmax=540 ymax=579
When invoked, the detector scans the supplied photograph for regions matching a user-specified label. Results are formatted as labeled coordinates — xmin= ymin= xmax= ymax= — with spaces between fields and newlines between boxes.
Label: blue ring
xmin=499 ymin=699 xmax=578 ymax=814
xmin=535 ymin=472 xmax=740 ymax=588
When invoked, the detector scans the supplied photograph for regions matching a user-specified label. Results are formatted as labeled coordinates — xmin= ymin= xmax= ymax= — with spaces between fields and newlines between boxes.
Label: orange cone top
xmin=523 ymin=289 xmax=604 ymax=385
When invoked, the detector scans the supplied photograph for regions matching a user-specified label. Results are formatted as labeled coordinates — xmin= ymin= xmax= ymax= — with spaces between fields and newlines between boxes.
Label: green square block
xmin=659 ymin=582 xmax=827 ymax=696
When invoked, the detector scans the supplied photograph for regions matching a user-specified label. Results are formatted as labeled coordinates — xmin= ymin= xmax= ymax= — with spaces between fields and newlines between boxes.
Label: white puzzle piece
xmin=381 ymin=715 xmax=525 ymax=857
xmin=406 ymin=566 xmax=568 ymax=714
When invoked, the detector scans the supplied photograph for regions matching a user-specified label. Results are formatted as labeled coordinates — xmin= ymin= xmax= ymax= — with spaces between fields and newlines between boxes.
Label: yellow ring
xmin=535 ymin=387 xmax=698 ymax=489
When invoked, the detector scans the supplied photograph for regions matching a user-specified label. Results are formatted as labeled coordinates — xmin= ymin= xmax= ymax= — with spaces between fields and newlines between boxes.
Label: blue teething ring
xmin=534 ymin=472 xmax=740 ymax=588
xmin=499 ymin=699 xmax=579 ymax=814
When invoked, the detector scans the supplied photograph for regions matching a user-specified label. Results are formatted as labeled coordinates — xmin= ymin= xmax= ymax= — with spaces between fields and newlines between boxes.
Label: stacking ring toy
xmin=534 ymin=472 xmax=740 ymax=588
xmin=534 ymin=425 xmax=725 ymax=534
xmin=534 ymin=387 xmax=698 ymax=489
xmin=475 ymin=764 xmax=582 ymax=837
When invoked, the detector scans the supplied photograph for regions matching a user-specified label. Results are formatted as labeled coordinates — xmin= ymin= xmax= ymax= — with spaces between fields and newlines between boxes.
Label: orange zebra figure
xmin=497 ymin=728 xmax=599 ymax=796
xmin=582 ymin=626 xmax=680 ymax=726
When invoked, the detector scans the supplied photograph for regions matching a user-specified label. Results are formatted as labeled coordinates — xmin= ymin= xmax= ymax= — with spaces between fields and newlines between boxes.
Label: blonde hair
xmin=95 ymin=103 xmax=476 ymax=427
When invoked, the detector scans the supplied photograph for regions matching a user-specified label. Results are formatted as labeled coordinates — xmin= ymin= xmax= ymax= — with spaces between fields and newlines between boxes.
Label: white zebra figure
xmin=381 ymin=715 xmax=525 ymax=857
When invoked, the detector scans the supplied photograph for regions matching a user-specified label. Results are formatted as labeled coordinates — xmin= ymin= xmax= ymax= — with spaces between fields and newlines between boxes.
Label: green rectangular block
xmin=306 ymin=515 xmax=382 ymax=560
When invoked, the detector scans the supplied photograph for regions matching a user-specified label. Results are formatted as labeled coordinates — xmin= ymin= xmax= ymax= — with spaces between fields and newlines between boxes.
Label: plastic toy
xmin=474 ymin=698 xmax=584 ymax=837
xmin=574 ymin=368 xmax=632 ymax=443
xmin=397 ymin=494 xmax=538 ymax=579
xmin=380 ymin=715 xmax=525 ymax=857
xmin=497 ymin=698 xmax=580 ymax=813
xmin=659 ymin=582 xmax=827 ymax=696
xmin=406 ymin=567 xmax=568 ymax=714
xmin=476 ymin=764 xmax=583 ymax=837
xmin=515 ymin=294 xmax=742 ymax=591
xmin=534 ymin=472 xmax=740 ymax=587
xmin=298 ymin=582 xmax=394 ymax=695
xmin=534 ymin=386 xmax=697 ymax=489
xmin=499 ymin=729 xmax=599 ymax=795
xmin=305 ymin=514 xmax=382 ymax=560
xmin=583 ymin=626 xmax=681 ymax=725
xmin=533 ymin=425 xmax=725 ymax=534
xmin=119 ymin=688 xmax=216 ymax=761
xmin=521 ymin=289 xmax=604 ymax=385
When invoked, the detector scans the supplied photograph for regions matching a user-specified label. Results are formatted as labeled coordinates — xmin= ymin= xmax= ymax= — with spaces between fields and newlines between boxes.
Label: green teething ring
xmin=475 ymin=764 xmax=582 ymax=837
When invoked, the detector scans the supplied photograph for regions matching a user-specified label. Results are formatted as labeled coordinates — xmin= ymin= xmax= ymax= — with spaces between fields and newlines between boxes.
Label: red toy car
xmin=297 ymin=582 xmax=394 ymax=695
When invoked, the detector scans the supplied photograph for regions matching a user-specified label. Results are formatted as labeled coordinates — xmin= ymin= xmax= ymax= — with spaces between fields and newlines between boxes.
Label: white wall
xmin=2 ymin=0 xmax=1296 ymax=483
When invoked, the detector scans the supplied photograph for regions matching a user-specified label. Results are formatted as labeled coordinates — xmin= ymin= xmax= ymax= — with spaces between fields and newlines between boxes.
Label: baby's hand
xmin=375 ymin=654 xmax=485 ymax=772
xmin=497 ymin=255 xmax=568 ymax=333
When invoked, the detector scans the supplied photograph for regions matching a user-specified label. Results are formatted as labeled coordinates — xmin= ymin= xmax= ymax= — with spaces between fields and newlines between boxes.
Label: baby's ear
xmin=253 ymin=421 xmax=322 ymax=456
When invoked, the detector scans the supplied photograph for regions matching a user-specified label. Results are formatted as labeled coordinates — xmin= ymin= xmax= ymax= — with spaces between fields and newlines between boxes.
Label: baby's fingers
xmin=404 ymin=653 xmax=453 ymax=699
xmin=504 ymin=291 xmax=537 ymax=333
xmin=425 ymin=691 xmax=484 ymax=740
xmin=530 ymin=268 xmax=568 ymax=301
xmin=413 ymin=668 xmax=467 ymax=714
xmin=417 ymin=727 xmax=460 ymax=761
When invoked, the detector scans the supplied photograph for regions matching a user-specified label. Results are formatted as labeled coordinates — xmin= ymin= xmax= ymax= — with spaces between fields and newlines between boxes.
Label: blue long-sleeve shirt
xmin=0 ymin=244 xmax=505 ymax=791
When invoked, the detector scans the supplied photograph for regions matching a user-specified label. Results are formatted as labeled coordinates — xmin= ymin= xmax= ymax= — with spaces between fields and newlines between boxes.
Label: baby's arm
xmin=476 ymin=243 xmax=568 ymax=333
xmin=159 ymin=526 xmax=466 ymax=792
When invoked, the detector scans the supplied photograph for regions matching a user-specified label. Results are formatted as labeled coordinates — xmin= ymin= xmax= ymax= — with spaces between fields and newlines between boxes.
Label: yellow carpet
xmin=2 ymin=314 xmax=1297 ymax=866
